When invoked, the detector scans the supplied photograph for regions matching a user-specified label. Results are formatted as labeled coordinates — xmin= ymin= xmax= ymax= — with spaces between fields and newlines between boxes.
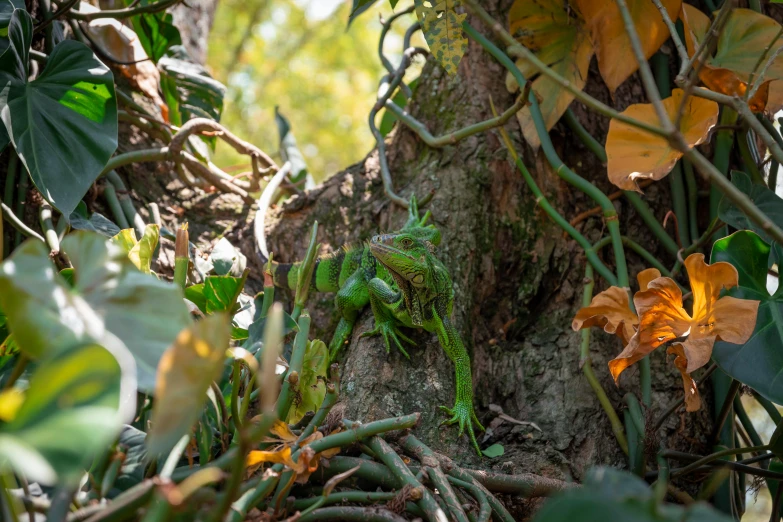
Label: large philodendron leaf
xmin=710 ymin=231 xmax=783 ymax=403
xmin=533 ymin=467 xmax=733 ymax=522
xmin=0 ymin=9 xmax=118 ymax=217
xmin=0 ymin=342 xmax=127 ymax=485
xmin=0 ymin=232 xmax=191 ymax=392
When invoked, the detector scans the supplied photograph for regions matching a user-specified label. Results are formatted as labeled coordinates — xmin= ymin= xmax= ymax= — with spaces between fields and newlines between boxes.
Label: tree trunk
xmin=256 ymin=0 xmax=714 ymax=493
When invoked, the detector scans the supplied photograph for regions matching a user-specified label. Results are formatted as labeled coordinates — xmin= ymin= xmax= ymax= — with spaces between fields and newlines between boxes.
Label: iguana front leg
xmin=361 ymin=277 xmax=416 ymax=358
xmin=432 ymin=300 xmax=484 ymax=455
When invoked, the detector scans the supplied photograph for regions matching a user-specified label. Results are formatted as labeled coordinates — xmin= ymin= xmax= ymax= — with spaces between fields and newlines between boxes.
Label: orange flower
xmin=609 ymin=254 xmax=759 ymax=411
xmin=572 ymin=268 xmax=661 ymax=345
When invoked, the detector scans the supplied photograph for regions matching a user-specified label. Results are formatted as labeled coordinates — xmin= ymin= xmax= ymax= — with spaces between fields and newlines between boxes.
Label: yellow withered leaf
xmin=146 ymin=314 xmax=230 ymax=456
xmin=573 ymin=0 xmax=681 ymax=92
xmin=506 ymin=0 xmax=594 ymax=149
xmin=682 ymin=6 xmax=783 ymax=113
xmin=606 ymin=89 xmax=718 ymax=191
xmin=111 ymin=224 xmax=160 ymax=274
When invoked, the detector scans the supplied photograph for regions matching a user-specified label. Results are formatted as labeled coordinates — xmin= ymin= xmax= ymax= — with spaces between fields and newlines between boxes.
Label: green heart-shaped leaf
xmin=0 ymin=342 xmax=124 ymax=485
xmin=0 ymin=232 xmax=191 ymax=391
xmin=711 ymin=230 xmax=783 ymax=403
xmin=0 ymin=9 xmax=118 ymax=217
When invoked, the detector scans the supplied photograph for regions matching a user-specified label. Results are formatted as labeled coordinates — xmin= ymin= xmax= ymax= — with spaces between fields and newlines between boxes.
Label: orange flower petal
xmin=637 ymin=268 xmax=662 ymax=292
xmin=609 ymin=277 xmax=691 ymax=382
xmin=684 ymin=253 xmax=739 ymax=323
xmin=667 ymin=345 xmax=700 ymax=412
xmin=572 ymin=286 xmax=637 ymax=345
xmin=710 ymin=295 xmax=761 ymax=346
xmin=678 ymin=335 xmax=717 ymax=374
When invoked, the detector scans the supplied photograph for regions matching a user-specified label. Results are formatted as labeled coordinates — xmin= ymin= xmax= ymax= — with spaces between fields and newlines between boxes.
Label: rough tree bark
xmin=251 ymin=0 xmax=715 ymax=506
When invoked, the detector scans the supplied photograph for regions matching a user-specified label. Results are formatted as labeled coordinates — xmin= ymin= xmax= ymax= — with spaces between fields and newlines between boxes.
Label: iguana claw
xmin=361 ymin=321 xmax=415 ymax=358
xmin=439 ymin=401 xmax=485 ymax=456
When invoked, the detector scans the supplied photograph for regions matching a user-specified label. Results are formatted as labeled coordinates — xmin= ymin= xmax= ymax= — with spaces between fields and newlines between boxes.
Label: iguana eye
xmin=401 ymin=238 xmax=413 ymax=248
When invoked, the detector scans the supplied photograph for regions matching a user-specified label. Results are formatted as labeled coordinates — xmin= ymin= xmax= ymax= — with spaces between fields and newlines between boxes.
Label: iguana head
xmin=369 ymin=232 xmax=434 ymax=289
xmin=369 ymin=232 xmax=439 ymax=326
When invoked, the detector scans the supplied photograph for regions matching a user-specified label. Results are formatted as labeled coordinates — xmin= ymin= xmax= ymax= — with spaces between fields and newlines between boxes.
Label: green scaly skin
xmin=368 ymin=232 xmax=484 ymax=455
xmin=265 ymin=196 xmax=483 ymax=454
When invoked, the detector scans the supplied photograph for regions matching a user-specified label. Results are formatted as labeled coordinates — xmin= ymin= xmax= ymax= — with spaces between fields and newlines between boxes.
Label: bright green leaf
xmin=0 ymin=233 xmax=191 ymax=392
xmin=482 ymin=443 xmax=505 ymax=458
xmin=146 ymin=314 xmax=229 ymax=456
xmin=130 ymin=2 xmax=182 ymax=63
xmin=184 ymin=283 xmax=207 ymax=313
xmin=286 ymin=339 xmax=328 ymax=424
xmin=711 ymin=231 xmax=783 ymax=403
xmin=0 ymin=342 xmax=125 ymax=485
xmin=204 ymin=273 xmax=247 ymax=314
xmin=111 ymin=225 xmax=160 ymax=275
xmin=0 ymin=9 xmax=118 ymax=217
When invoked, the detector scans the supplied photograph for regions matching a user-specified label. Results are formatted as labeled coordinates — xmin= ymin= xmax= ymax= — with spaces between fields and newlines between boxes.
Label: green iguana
xmin=262 ymin=197 xmax=484 ymax=453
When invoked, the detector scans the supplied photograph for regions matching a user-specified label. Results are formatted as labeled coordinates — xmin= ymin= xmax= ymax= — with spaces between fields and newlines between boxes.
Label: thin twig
xmin=68 ymin=0 xmax=183 ymax=21
xmin=651 ymin=0 xmax=688 ymax=64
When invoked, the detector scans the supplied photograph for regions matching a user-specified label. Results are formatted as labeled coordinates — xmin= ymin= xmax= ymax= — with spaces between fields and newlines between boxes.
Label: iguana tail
xmin=268 ymin=248 xmax=351 ymax=293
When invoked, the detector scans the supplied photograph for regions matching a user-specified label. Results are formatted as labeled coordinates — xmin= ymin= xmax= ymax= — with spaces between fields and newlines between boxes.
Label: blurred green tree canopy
xmin=207 ymin=0 xmax=422 ymax=182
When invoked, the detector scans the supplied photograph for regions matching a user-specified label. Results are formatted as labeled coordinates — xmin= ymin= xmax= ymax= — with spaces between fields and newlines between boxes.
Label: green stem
xmin=385 ymin=95 xmax=525 ymax=148
xmin=447 ymin=476 xmax=490 ymax=522
xmin=683 ymin=159 xmax=700 ymax=243
xmin=623 ymin=192 xmax=680 ymax=257
xmin=711 ymin=379 xmax=742 ymax=445
xmin=753 ymin=391 xmax=783 ymax=424
xmin=760 ymin=115 xmax=783 ymax=190
xmin=100 ymin=148 xmax=170 ymax=178
xmin=14 ymin=160 xmax=28 ymax=247
xmin=625 ymin=393 xmax=647 ymax=476
xmin=105 ymin=171 xmax=145 ymax=237
xmin=734 ymin=396 xmax=765 ymax=455
xmin=292 ymin=491 xmax=400 ymax=511
xmin=428 ymin=468 xmax=470 ymax=522
xmin=672 ymin=444 xmax=769 ymax=479
xmin=3 ymin=151 xmax=17 ymax=256
xmin=464 ymin=22 xmax=628 ymax=290
xmin=102 ymin=184 xmax=130 ymax=230
xmin=580 ymin=264 xmax=628 ymax=455
xmin=651 ymin=51 xmax=690 ymax=247
xmin=0 ymin=203 xmax=44 ymax=243
xmin=39 ymin=202 xmax=60 ymax=255
xmin=297 ymin=507 xmax=408 ymax=522
xmin=366 ymin=436 xmax=441 ymax=521
xmin=69 ymin=0 xmax=184 ymax=20
xmin=563 ymin=109 xmax=606 ymax=163
xmin=738 ymin=130 xmax=765 ymax=185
